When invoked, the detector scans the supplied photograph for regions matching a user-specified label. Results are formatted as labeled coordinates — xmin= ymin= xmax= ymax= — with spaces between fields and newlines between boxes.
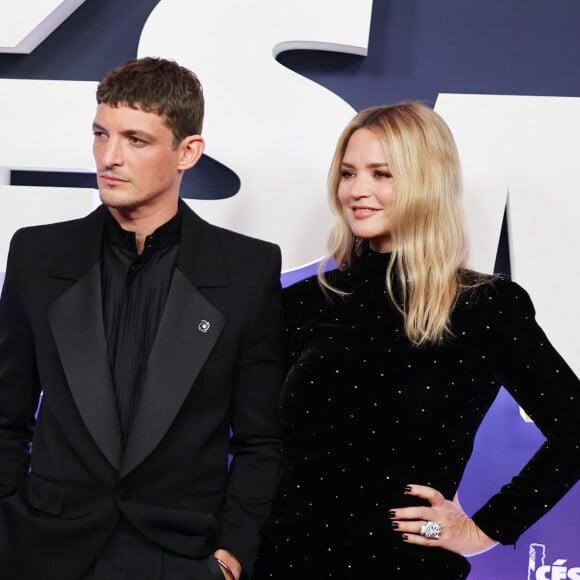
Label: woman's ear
xmin=178 ymin=134 xmax=205 ymax=170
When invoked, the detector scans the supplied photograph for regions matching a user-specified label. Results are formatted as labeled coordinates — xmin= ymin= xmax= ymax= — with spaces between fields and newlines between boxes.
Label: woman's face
xmin=337 ymin=128 xmax=396 ymax=253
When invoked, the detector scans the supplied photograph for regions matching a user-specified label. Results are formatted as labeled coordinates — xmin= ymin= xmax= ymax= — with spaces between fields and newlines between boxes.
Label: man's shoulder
xmin=13 ymin=206 xmax=105 ymax=242
xmin=209 ymin=224 xmax=281 ymax=277
xmin=182 ymin=203 xmax=279 ymax=254
xmin=212 ymin=223 xmax=277 ymax=252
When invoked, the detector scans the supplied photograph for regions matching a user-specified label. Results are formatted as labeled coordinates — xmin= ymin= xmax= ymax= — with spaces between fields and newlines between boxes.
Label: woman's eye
xmin=375 ymin=171 xmax=392 ymax=178
xmin=340 ymin=170 xmax=355 ymax=178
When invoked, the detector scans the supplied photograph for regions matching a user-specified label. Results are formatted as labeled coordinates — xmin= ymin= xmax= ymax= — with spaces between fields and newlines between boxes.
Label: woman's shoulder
xmin=457 ymin=271 xmax=535 ymax=317
xmin=283 ymin=273 xmax=323 ymax=301
xmin=282 ymin=268 xmax=356 ymax=321
xmin=283 ymin=268 xmax=351 ymax=300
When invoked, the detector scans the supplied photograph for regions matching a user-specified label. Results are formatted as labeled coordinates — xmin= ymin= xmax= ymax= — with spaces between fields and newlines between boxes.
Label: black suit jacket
xmin=0 ymin=203 xmax=284 ymax=580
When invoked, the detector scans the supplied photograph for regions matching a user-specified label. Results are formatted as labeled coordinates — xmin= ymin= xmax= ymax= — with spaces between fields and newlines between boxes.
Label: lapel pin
xmin=197 ymin=320 xmax=211 ymax=333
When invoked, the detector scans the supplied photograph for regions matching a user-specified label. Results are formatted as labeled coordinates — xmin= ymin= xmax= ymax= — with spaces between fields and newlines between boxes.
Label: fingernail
xmin=391 ymin=522 xmax=399 ymax=530
xmin=404 ymin=485 xmax=412 ymax=493
xmin=388 ymin=510 xmax=396 ymax=519
xmin=402 ymin=534 xmax=408 ymax=541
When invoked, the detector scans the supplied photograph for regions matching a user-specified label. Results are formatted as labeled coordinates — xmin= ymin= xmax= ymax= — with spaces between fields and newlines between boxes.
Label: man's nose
xmin=101 ymin=138 xmax=123 ymax=168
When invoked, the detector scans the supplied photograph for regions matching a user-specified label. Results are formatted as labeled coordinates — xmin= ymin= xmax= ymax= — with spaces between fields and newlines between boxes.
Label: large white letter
xmin=435 ymin=94 xmax=580 ymax=374
xmin=0 ymin=79 xmax=98 ymax=267
xmin=0 ymin=0 xmax=86 ymax=54
xmin=138 ymin=0 xmax=373 ymax=271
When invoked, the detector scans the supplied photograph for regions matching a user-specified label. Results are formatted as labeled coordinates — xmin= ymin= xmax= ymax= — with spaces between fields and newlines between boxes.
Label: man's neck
xmin=108 ymin=201 xmax=179 ymax=254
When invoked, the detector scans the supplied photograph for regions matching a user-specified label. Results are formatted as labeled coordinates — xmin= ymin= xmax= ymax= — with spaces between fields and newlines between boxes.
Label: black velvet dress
xmin=253 ymin=248 xmax=580 ymax=579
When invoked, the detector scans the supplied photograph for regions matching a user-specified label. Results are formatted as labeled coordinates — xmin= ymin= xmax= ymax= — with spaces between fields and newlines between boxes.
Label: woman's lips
xmin=352 ymin=206 xmax=380 ymax=218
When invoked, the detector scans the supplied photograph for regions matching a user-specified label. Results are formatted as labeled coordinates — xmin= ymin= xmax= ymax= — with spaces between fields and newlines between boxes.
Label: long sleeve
xmin=217 ymin=243 xmax=285 ymax=574
xmin=471 ymin=278 xmax=580 ymax=544
xmin=0 ymin=230 xmax=41 ymax=497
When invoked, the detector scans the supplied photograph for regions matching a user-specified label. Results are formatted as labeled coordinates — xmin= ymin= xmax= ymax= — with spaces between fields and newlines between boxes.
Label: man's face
xmin=92 ymin=103 xmax=189 ymax=217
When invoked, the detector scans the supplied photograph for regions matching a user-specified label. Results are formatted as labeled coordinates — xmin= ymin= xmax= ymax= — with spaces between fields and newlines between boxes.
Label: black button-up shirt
xmin=101 ymin=207 xmax=181 ymax=444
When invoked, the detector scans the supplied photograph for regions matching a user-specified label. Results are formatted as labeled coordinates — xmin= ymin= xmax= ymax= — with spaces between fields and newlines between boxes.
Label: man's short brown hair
xmin=96 ymin=57 xmax=204 ymax=145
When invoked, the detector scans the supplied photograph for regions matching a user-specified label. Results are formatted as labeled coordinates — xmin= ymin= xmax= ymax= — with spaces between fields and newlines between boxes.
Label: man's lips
xmin=99 ymin=174 xmax=129 ymax=185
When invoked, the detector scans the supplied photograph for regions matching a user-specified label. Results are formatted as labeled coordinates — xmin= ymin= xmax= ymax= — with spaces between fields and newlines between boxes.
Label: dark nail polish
xmin=404 ymin=485 xmax=412 ymax=493
xmin=388 ymin=510 xmax=396 ymax=519
xmin=391 ymin=521 xmax=399 ymax=530
xmin=402 ymin=534 xmax=408 ymax=541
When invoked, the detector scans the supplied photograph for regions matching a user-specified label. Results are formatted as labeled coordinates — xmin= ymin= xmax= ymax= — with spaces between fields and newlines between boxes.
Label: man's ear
xmin=178 ymin=135 xmax=205 ymax=170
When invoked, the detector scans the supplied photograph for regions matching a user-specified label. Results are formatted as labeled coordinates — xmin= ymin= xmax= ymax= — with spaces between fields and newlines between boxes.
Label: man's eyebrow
xmin=91 ymin=123 xmax=156 ymax=141
xmin=122 ymin=129 xmax=157 ymax=140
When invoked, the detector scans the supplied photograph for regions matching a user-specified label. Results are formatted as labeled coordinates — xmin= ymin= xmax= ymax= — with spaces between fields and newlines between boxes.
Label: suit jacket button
xmin=118 ymin=488 xmax=129 ymax=502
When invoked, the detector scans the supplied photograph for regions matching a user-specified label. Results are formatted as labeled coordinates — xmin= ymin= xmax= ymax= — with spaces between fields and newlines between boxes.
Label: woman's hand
xmin=213 ymin=548 xmax=242 ymax=580
xmin=389 ymin=484 xmax=498 ymax=556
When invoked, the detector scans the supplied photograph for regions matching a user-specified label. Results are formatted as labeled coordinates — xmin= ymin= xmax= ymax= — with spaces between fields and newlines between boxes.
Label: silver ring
xmin=420 ymin=521 xmax=442 ymax=539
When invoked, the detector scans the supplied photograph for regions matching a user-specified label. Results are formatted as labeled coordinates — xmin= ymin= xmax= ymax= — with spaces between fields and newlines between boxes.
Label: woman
xmin=253 ymin=102 xmax=580 ymax=578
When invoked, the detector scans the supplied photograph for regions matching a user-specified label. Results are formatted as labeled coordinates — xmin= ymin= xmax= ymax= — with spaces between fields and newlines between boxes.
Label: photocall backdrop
xmin=1 ymin=1 xmax=579 ymax=578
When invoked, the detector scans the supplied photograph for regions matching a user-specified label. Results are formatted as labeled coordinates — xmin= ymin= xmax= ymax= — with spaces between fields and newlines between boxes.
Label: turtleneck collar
xmin=353 ymin=242 xmax=393 ymax=278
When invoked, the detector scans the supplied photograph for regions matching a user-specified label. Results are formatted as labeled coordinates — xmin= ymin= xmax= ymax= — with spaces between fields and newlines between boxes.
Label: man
xmin=0 ymin=57 xmax=284 ymax=580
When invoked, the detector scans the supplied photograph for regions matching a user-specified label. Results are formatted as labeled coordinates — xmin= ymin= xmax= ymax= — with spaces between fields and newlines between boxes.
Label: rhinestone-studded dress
xmin=253 ymin=247 xmax=580 ymax=579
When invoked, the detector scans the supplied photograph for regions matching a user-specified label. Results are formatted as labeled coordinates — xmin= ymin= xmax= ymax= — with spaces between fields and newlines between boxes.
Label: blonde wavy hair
xmin=318 ymin=102 xmax=473 ymax=346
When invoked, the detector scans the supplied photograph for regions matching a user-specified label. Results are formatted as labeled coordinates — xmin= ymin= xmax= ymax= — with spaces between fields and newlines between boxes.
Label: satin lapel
xmin=47 ymin=205 xmax=122 ymax=470
xmin=120 ymin=268 xmax=225 ymax=477
xmin=47 ymin=257 xmax=122 ymax=471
